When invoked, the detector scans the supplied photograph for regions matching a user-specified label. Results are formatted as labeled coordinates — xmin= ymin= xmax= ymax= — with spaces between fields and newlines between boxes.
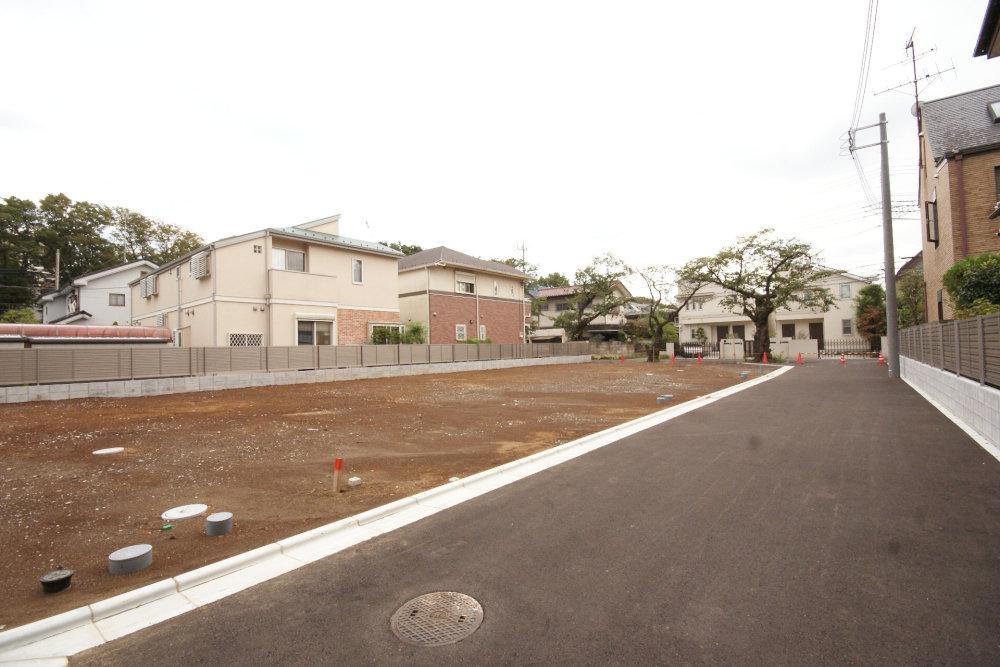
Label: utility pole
xmin=848 ymin=113 xmax=899 ymax=377
xmin=517 ymin=241 xmax=528 ymax=341
xmin=54 ymin=249 xmax=60 ymax=290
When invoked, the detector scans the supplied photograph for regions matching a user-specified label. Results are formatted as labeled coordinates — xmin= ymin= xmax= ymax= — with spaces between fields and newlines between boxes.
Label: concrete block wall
xmin=0 ymin=355 xmax=590 ymax=404
xmin=901 ymin=356 xmax=1000 ymax=449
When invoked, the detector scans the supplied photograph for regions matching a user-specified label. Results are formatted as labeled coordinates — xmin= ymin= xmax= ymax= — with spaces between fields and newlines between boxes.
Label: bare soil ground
xmin=0 ymin=360 xmax=760 ymax=628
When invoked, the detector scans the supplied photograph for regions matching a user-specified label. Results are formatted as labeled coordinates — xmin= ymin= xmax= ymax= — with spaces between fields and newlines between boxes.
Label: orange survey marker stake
xmin=670 ymin=353 xmax=676 ymax=366
xmin=696 ymin=353 xmax=702 ymax=365
xmin=333 ymin=457 xmax=343 ymax=492
xmin=839 ymin=353 xmax=846 ymax=366
xmin=619 ymin=353 xmax=624 ymax=365
xmin=762 ymin=352 xmax=768 ymax=365
xmin=796 ymin=352 xmax=804 ymax=365
xmin=878 ymin=353 xmax=885 ymax=366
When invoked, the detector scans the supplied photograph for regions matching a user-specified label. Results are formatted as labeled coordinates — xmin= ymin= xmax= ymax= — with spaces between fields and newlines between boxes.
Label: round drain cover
xmin=389 ymin=592 xmax=484 ymax=647
xmin=161 ymin=503 xmax=208 ymax=521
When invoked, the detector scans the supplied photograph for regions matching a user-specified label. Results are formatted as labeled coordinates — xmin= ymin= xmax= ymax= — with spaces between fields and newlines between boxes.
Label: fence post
xmin=978 ymin=316 xmax=986 ymax=386
xmin=130 ymin=347 xmax=135 ymax=380
xmin=939 ymin=323 xmax=945 ymax=369
xmin=954 ymin=322 xmax=961 ymax=377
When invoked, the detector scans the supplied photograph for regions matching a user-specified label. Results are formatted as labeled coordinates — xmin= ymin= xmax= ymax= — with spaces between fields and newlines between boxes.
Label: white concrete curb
xmin=0 ymin=365 xmax=791 ymax=662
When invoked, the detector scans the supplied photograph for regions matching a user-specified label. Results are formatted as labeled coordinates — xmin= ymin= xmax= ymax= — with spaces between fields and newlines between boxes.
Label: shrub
xmin=943 ymin=252 xmax=1000 ymax=311
xmin=462 ymin=337 xmax=493 ymax=344
xmin=400 ymin=321 xmax=426 ymax=344
xmin=0 ymin=307 xmax=38 ymax=324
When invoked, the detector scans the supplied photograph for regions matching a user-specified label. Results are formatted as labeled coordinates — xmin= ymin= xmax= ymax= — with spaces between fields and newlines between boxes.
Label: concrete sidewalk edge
xmin=0 ymin=366 xmax=792 ymax=663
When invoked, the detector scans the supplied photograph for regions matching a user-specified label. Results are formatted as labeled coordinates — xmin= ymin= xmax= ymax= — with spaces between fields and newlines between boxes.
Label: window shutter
xmin=190 ymin=252 xmax=210 ymax=279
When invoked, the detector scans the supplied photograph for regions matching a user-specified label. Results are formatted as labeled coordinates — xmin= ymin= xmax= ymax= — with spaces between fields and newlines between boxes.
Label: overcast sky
xmin=2 ymin=1 xmax=997 ymax=290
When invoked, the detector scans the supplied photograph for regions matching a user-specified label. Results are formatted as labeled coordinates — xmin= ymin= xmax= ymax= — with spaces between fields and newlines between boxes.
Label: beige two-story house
xmin=530 ymin=282 xmax=632 ymax=342
xmin=129 ymin=215 xmax=403 ymax=347
xmin=676 ymin=271 xmax=871 ymax=350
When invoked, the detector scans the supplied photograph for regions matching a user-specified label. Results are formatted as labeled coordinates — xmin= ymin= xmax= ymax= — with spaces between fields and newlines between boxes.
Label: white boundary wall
xmin=900 ymin=356 xmax=1000 ymax=453
xmin=0 ymin=355 xmax=589 ymax=404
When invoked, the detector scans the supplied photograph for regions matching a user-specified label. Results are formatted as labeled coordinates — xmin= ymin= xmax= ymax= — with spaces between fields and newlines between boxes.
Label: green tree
xmin=942 ymin=252 xmax=1000 ymax=316
xmin=536 ymin=272 xmax=569 ymax=288
xmin=854 ymin=284 xmax=886 ymax=340
xmin=679 ymin=230 xmax=836 ymax=360
xmin=111 ymin=207 xmax=203 ymax=265
xmin=0 ymin=197 xmax=45 ymax=313
xmin=33 ymin=193 xmax=120 ymax=286
xmin=0 ymin=306 xmax=38 ymax=323
xmin=632 ymin=264 xmax=704 ymax=362
xmin=401 ymin=320 xmax=427 ymax=344
xmin=381 ymin=241 xmax=424 ymax=256
xmin=553 ymin=254 xmax=631 ymax=341
xmin=896 ymin=269 xmax=925 ymax=329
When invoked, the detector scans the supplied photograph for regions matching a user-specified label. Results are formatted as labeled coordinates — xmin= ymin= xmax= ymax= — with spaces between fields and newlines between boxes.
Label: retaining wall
xmin=0 ymin=355 xmax=590 ymax=404
xmin=900 ymin=356 xmax=1000 ymax=450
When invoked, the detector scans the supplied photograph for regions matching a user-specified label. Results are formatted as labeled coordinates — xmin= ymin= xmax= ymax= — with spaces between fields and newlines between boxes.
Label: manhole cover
xmin=389 ymin=592 xmax=484 ymax=647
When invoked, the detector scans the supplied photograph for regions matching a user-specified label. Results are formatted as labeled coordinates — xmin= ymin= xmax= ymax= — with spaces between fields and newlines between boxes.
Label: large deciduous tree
xmin=110 ymin=207 xmax=203 ymax=265
xmin=678 ymin=230 xmax=836 ymax=359
xmin=0 ymin=197 xmax=45 ymax=312
xmin=632 ymin=265 xmax=703 ymax=361
xmin=854 ymin=284 xmax=887 ymax=345
xmin=553 ymin=254 xmax=630 ymax=341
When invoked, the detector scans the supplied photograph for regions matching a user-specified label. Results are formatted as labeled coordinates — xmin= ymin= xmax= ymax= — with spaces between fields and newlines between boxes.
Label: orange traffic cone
xmin=670 ymin=353 xmax=676 ymax=365
xmin=878 ymin=353 xmax=885 ymax=366
xmin=796 ymin=352 xmax=804 ymax=365
xmin=839 ymin=353 xmax=846 ymax=366
xmin=697 ymin=354 xmax=702 ymax=365
xmin=762 ymin=352 xmax=768 ymax=364
xmin=619 ymin=353 xmax=624 ymax=365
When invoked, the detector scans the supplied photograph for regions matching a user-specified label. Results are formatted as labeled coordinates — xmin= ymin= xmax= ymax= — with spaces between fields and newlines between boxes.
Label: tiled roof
xmin=398 ymin=247 xmax=527 ymax=278
xmin=269 ymin=227 xmax=403 ymax=257
xmin=534 ymin=286 xmax=578 ymax=297
xmin=920 ymin=84 xmax=1000 ymax=162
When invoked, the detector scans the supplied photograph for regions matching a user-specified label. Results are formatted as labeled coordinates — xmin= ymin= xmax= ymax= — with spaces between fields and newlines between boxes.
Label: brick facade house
xmin=398 ymin=247 xmax=528 ymax=344
xmin=918 ymin=84 xmax=1000 ymax=321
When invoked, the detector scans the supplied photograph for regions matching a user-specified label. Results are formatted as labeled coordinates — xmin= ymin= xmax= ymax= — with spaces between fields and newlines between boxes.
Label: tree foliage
xmin=854 ymin=284 xmax=887 ymax=338
xmin=678 ymin=229 xmax=836 ymax=359
xmin=632 ymin=264 xmax=702 ymax=361
xmin=552 ymin=254 xmax=630 ymax=341
xmin=942 ymin=252 xmax=1000 ymax=314
xmin=0 ymin=193 xmax=203 ymax=315
xmin=536 ymin=272 xmax=570 ymax=288
xmin=381 ymin=241 xmax=423 ymax=256
xmin=0 ymin=307 xmax=38 ymax=323
xmin=896 ymin=269 xmax=925 ymax=329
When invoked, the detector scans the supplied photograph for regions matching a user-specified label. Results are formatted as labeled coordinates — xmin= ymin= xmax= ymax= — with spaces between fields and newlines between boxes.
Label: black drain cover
xmin=389 ymin=592 xmax=484 ymax=647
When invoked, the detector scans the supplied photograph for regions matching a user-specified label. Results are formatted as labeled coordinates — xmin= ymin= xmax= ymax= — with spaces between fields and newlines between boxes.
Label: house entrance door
xmin=808 ymin=322 xmax=824 ymax=351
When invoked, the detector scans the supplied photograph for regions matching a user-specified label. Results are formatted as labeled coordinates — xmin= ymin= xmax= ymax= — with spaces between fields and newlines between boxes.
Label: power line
xmin=850 ymin=0 xmax=879 ymax=130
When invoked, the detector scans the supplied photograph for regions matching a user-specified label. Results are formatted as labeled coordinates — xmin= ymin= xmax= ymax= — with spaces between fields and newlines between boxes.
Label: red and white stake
xmin=333 ymin=457 xmax=343 ymax=493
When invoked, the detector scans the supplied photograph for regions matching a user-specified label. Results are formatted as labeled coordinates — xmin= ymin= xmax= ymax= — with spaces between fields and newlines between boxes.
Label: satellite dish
xmin=910 ymin=102 xmax=918 ymax=117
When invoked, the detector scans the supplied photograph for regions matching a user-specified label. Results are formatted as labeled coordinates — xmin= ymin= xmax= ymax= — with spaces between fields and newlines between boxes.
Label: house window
xmin=479 ymin=324 xmax=486 ymax=339
xmin=841 ymin=319 xmax=852 ymax=335
xmin=994 ymin=165 xmax=1000 ymax=202
xmin=109 ymin=293 xmax=126 ymax=307
xmin=925 ymin=201 xmax=939 ymax=246
xmin=839 ymin=283 xmax=851 ymax=299
xmin=297 ymin=320 xmax=332 ymax=345
xmin=781 ymin=323 xmax=795 ymax=338
xmin=697 ymin=301 xmax=703 ymax=310
xmin=937 ymin=289 xmax=944 ymax=321
xmin=352 ymin=258 xmax=363 ymax=284
xmin=555 ymin=302 xmax=571 ymax=311
xmin=274 ymin=248 xmax=305 ymax=272
xmin=253 ymin=244 xmax=263 ymax=254
xmin=456 ymin=273 xmax=475 ymax=294
xmin=455 ymin=324 xmax=467 ymax=341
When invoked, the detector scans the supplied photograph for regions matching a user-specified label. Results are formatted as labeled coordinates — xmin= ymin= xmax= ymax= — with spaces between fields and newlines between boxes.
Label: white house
xmin=676 ymin=271 xmax=872 ymax=350
xmin=39 ymin=260 xmax=158 ymax=326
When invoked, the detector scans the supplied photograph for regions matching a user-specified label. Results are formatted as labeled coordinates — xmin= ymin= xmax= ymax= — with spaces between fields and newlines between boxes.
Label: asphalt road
xmin=75 ymin=362 xmax=1000 ymax=665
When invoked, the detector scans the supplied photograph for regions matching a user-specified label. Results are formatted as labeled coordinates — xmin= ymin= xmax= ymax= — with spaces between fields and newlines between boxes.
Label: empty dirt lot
xmin=0 ymin=360 xmax=761 ymax=628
